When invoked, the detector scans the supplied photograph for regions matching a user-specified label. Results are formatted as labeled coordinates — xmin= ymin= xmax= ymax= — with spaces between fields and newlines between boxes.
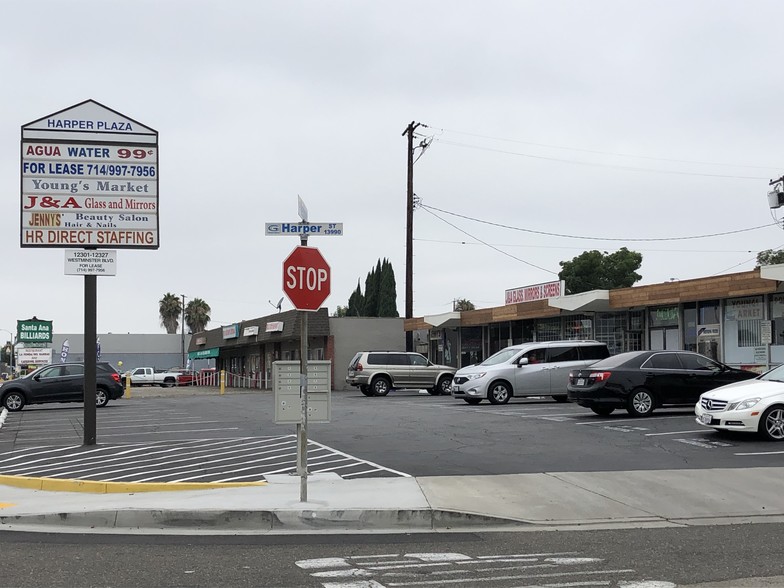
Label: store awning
xmin=760 ymin=263 xmax=784 ymax=282
xmin=548 ymin=290 xmax=611 ymax=312
xmin=188 ymin=347 xmax=219 ymax=359
xmin=423 ymin=312 xmax=461 ymax=328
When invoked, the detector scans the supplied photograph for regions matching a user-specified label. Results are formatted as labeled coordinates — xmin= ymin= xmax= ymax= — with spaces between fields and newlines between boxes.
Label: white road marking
xmin=645 ymin=430 xmax=706 ymax=436
xmin=674 ymin=438 xmax=733 ymax=449
xmin=735 ymin=450 xmax=784 ymax=456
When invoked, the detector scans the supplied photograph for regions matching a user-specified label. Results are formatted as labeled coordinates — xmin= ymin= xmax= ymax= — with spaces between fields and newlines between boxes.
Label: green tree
xmin=558 ymin=248 xmax=643 ymax=294
xmin=346 ymin=282 xmax=365 ymax=317
xmin=159 ymin=293 xmax=182 ymax=334
xmin=756 ymin=249 xmax=784 ymax=267
xmin=363 ymin=261 xmax=382 ymax=317
xmin=378 ymin=258 xmax=399 ymax=317
xmin=185 ymin=298 xmax=211 ymax=333
xmin=340 ymin=260 xmax=399 ymax=317
xmin=453 ymin=298 xmax=475 ymax=311
xmin=332 ymin=306 xmax=349 ymax=317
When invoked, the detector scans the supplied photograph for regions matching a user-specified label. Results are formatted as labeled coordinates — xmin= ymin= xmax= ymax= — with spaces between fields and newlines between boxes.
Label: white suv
xmin=451 ymin=340 xmax=609 ymax=405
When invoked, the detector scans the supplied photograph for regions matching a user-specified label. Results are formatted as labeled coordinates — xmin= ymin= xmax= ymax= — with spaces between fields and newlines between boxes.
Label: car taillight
xmin=355 ymin=363 xmax=363 ymax=372
xmin=112 ymin=373 xmax=121 ymax=383
xmin=589 ymin=371 xmax=612 ymax=382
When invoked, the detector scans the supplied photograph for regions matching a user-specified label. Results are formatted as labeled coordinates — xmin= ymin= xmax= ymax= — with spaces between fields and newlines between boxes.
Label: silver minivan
xmin=451 ymin=340 xmax=609 ymax=405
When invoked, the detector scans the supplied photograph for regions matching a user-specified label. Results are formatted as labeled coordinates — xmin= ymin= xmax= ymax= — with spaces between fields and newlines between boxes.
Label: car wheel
xmin=627 ymin=388 xmax=655 ymax=417
xmin=371 ymin=376 xmax=391 ymax=396
xmin=759 ymin=406 xmax=784 ymax=441
xmin=359 ymin=385 xmax=374 ymax=397
xmin=590 ymin=406 xmax=615 ymax=416
xmin=463 ymin=398 xmax=482 ymax=405
xmin=488 ymin=381 xmax=511 ymax=405
xmin=3 ymin=391 xmax=25 ymax=412
xmin=552 ymin=395 xmax=568 ymax=403
xmin=95 ymin=388 xmax=109 ymax=408
xmin=436 ymin=375 xmax=453 ymax=395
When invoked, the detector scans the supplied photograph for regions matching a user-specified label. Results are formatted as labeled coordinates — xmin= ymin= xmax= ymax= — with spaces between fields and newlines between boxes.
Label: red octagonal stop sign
xmin=283 ymin=246 xmax=331 ymax=311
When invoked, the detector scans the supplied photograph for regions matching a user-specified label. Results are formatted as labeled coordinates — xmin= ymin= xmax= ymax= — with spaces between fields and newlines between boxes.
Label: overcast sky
xmin=2 ymin=0 xmax=784 ymax=338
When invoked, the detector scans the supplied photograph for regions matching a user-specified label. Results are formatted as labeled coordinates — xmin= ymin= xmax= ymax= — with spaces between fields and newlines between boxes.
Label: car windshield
xmin=479 ymin=348 xmax=520 ymax=366
xmin=760 ymin=364 xmax=784 ymax=382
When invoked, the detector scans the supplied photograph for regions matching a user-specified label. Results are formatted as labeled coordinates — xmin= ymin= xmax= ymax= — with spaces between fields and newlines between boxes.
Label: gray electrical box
xmin=273 ymin=360 xmax=331 ymax=424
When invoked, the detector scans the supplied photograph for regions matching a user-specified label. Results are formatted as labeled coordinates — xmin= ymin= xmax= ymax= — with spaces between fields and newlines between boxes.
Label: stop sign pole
xmin=276 ymin=205 xmax=334 ymax=503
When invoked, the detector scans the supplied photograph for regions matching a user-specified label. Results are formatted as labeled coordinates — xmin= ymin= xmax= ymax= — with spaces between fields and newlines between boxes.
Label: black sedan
xmin=567 ymin=350 xmax=758 ymax=417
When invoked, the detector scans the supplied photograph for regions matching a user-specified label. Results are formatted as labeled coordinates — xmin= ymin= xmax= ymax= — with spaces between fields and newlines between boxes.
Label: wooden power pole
xmin=402 ymin=121 xmax=421 ymax=352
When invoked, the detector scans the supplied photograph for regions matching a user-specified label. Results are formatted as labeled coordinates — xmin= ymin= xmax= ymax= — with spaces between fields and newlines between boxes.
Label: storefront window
xmin=460 ymin=327 xmax=482 ymax=367
xmin=564 ymin=314 xmax=593 ymax=340
xmin=699 ymin=300 xmax=720 ymax=325
xmin=724 ymin=296 xmax=763 ymax=366
xmin=535 ymin=317 xmax=561 ymax=341
xmin=771 ymin=294 xmax=784 ymax=346
xmin=595 ymin=312 xmax=625 ymax=355
xmin=683 ymin=305 xmax=697 ymax=352
xmin=725 ymin=297 xmax=763 ymax=347
xmin=649 ymin=306 xmax=678 ymax=327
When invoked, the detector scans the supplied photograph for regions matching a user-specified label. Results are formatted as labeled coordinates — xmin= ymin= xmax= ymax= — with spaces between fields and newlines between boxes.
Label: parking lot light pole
xmin=181 ymin=294 xmax=187 ymax=369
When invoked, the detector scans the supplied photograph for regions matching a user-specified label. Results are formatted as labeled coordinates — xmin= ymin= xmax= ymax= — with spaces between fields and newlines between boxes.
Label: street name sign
xmin=265 ymin=222 xmax=343 ymax=236
xmin=21 ymin=99 xmax=159 ymax=249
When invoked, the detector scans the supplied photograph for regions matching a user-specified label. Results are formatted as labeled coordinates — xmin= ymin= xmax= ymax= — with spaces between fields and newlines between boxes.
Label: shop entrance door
xmin=651 ymin=327 xmax=679 ymax=350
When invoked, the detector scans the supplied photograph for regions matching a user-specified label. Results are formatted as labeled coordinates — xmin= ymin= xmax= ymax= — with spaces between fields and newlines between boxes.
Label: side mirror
xmin=518 ymin=357 xmax=529 ymax=366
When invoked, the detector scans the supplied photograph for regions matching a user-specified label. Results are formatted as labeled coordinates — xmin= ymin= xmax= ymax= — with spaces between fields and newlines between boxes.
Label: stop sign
xmin=282 ymin=246 xmax=331 ymax=311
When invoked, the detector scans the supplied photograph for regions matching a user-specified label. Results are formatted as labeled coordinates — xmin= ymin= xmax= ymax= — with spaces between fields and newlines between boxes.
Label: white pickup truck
xmin=122 ymin=367 xmax=179 ymax=388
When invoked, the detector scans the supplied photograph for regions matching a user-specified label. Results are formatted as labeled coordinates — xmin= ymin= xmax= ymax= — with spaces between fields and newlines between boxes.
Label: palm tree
xmin=159 ymin=293 xmax=181 ymax=334
xmin=185 ymin=298 xmax=211 ymax=333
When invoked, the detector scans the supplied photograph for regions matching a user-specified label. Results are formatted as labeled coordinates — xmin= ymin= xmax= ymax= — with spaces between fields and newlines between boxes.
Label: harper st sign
xmin=265 ymin=222 xmax=343 ymax=236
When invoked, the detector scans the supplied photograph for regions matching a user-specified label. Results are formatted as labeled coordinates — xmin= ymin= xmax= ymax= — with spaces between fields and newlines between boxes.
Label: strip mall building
xmin=404 ymin=265 xmax=784 ymax=373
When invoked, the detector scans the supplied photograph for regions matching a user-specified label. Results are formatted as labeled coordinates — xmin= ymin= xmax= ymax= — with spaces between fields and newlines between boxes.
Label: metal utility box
xmin=273 ymin=360 xmax=331 ymax=424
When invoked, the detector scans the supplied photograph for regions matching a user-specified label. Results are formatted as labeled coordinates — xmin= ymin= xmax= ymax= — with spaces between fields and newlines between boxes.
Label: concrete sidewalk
xmin=0 ymin=466 xmax=782 ymax=534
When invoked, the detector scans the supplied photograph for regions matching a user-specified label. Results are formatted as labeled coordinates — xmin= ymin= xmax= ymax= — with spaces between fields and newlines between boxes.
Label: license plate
xmin=576 ymin=378 xmax=585 ymax=386
xmin=452 ymin=386 xmax=461 ymax=392
xmin=700 ymin=414 xmax=712 ymax=425
xmin=348 ymin=371 xmax=354 ymax=377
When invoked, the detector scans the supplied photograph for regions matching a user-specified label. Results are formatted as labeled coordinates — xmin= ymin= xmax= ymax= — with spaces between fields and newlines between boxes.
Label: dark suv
xmin=0 ymin=362 xmax=124 ymax=411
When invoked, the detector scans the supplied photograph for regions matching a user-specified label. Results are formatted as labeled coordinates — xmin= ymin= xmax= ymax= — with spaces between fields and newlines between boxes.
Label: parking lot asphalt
xmin=0 ymin=387 xmax=784 ymax=534
xmin=0 ymin=386 xmax=782 ymax=535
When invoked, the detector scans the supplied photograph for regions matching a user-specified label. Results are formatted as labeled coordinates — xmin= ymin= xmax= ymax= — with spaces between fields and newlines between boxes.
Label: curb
xmin=0 ymin=508 xmax=530 ymax=533
xmin=0 ymin=475 xmax=266 ymax=494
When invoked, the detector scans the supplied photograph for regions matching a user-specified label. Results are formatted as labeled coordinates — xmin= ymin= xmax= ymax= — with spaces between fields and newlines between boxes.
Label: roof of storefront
xmin=405 ymin=267 xmax=784 ymax=331
xmin=188 ymin=308 xmax=330 ymax=353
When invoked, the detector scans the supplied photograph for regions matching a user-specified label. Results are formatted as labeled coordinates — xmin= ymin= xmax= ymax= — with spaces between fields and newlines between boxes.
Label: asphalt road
xmin=0 ymin=387 xmax=779 ymax=482
xmin=1 ymin=524 xmax=783 ymax=587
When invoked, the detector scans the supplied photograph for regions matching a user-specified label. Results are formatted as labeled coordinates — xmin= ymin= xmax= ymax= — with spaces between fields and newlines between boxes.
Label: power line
xmin=419 ymin=206 xmax=558 ymax=275
xmin=430 ymin=126 xmax=779 ymax=171
xmin=413 ymin=237 xmax=757 ymax=254
xmin=420 ymin=203 xmax=778 ymax=242
xmin=435 ymin=139 xmax=770 ymax=180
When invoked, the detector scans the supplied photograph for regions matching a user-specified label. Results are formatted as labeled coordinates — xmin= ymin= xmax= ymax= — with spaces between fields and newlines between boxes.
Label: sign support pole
xmin=297 ymin=233 xmax=309 ymax=503
xmin=84 ymin=273 xmax=97 ymax=445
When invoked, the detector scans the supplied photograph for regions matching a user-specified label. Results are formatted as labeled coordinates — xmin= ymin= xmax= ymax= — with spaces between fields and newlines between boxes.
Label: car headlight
xmin=463 ymin=372 xmax=486 ymax=381
xmin=728 ymin=397 xmax=761 ymax=411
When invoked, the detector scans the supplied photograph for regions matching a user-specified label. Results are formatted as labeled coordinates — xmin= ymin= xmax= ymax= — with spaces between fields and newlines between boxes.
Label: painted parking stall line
xmin=0 ymin=435 xmax=410 ymax=483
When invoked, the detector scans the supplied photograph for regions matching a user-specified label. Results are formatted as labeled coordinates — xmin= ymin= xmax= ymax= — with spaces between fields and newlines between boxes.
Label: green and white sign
xmin=17 ymin=319 xmax=52 ymax=344
xmin=188 ymin=347 xmax=219 ymax=359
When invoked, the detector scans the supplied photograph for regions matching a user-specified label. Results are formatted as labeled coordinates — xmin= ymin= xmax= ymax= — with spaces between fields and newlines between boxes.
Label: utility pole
xmin=402 ymin=121 xmax=421 ymax=352
xmin=181 ymin=294 xmax=187 ymax=368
